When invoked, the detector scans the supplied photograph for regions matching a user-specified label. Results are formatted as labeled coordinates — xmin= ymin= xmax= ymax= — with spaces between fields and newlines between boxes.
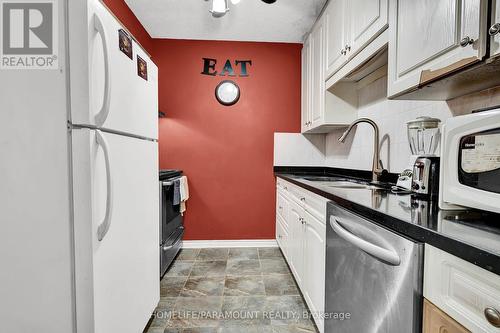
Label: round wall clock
xmin=215 ymin=80 xmax=240 ymax=106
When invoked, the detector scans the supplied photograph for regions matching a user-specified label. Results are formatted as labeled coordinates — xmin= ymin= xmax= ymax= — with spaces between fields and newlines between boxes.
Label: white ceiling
xmin=124 ymin=0 xmax=328 ymax=43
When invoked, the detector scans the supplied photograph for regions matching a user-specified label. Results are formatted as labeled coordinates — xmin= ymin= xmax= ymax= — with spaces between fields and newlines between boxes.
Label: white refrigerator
xmin=0 ymin=1 xmax=159 ymax=333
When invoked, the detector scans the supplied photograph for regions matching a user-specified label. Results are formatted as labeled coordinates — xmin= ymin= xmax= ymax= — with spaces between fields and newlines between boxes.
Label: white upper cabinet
xmin=325 ymin=0 xmax=348 ymax=79
xmin=491 ymin=0 xmax=500 ymax=57
xmin=311 ymin=18 xmax=326 ymax=129
xmin=302 ymin=16 xmax=329 ymax=133
xmin=324 ymin=0 xmax=388 ymax=80
xmin=301 ymin=0 xmax=387 ymax=133
xmin=388 ymin=0 xmax=487 ymax=98
xmin=348 ymin=0 xmax=388 ymax=60
xmin=301 ymin=37 xmax=311 ymax=132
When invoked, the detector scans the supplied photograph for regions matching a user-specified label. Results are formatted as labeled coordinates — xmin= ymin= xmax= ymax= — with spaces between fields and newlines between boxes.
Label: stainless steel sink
xmin=323 ymin=181 xmax=370 ymax=189
xmin=301 ymin=176 xmax=349 ymax=182
xmin=301 ymin=177 xmax=388 ymax=190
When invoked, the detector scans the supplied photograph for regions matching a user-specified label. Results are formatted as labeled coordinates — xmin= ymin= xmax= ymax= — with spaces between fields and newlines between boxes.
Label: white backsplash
xmin=325 ymin=75 xmax=453 ymax=173
xmin=274 ymin=77 xmax=500 ymax=173
xmin=274 ymin=133 xmax=326 ymax=166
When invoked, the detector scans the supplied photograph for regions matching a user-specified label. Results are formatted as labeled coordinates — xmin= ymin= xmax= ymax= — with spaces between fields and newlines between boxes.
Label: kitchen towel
xmin=173 ymin=179 xmax=181 ymax=206
xmin=179 ymin=176 xmax=189 ymax=215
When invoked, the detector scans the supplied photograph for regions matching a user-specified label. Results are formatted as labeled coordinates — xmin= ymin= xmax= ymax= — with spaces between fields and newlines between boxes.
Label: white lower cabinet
xmin=276 ymin=178 xmax=327 ymax=333
xmin=424 ymin=245 xmax=500 ymax=333
xmin=303 ymin=210 xmax=326 ymax=332
xmin=288 ymin=199 xmax=306 ymax=287
xmin=276 ymin=216 xmax=289 ymax=260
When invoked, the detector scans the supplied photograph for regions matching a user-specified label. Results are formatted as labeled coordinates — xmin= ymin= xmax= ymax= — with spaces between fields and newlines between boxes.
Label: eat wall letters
xmin=201 ymin=58 xmax=252 ymax=77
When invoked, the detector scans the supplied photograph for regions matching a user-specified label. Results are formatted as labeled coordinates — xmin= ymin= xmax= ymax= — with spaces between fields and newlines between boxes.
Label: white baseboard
xmin=181 ymin=239 xmax=278 ymax=249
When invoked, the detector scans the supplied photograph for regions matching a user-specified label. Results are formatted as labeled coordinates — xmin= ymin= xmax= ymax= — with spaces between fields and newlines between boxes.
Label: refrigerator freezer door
xmin=70 ymin=0 xmax=158 ymax=139
xmin=72 ymin=128 xmax=159 ymax=333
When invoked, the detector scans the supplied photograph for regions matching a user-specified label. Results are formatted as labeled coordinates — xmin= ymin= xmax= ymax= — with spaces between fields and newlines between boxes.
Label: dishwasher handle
xmin=330 ymin=216 xmax=401 ymax=266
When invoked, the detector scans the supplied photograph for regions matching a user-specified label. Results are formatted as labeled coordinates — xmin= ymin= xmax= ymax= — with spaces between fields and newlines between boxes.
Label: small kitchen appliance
xmin=440 ymin=108 xmax=500 ymax=213
xmin=403 ymin=117 xmax=442 ymax=197
xmin=411 ymin=156 xmax=440 ymax=197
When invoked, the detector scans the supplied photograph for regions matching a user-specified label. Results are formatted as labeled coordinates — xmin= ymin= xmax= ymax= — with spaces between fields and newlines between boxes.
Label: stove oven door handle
xmin=163 ymin=227 xmax=184 ymax=251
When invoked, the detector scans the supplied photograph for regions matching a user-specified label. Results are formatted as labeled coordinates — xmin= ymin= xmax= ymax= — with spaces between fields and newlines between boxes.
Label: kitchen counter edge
xmin=275 ymin=173 xmax=500 ymax=276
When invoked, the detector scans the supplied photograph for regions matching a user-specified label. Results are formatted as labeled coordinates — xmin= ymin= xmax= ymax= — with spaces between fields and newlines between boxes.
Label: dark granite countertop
xmin=274 ymin=167 xmax=500 ymax=275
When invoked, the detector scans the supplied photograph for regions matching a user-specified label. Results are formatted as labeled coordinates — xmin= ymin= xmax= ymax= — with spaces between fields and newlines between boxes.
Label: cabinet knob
xmin=340 ymin=48 xmax=346 ymax=55
xmin=300 ymin=197 xmax=306 ymax=202
xmin=484 ymin=307 xmax=500 ymax=327
xmin=460 ymin=36 xmax=474 ymax=47
xmin=490 ymin=23 xmax=500 ymax=36
xmin=345 ymin=44 xmax=351 ymax=52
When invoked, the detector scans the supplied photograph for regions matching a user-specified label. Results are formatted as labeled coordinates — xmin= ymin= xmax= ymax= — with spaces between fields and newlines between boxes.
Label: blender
xmin=407 ymin=116 xmax=441 ymax=197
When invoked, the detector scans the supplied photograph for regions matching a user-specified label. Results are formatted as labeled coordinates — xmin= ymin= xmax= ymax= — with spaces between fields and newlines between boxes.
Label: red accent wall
xmin=102 ymin=0 xmax=154 ymax=54
xmin=154 ymin=39 xmax=301 ymax=240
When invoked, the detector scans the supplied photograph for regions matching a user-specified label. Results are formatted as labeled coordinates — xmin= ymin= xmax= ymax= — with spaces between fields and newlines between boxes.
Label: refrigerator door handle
xmin=329 ymin=216 xmax=401 ymax=266
xmin=96 ymin=130 xmax=114 ymax=241
xmin=93 ymin=13 xmax=111 ymax=127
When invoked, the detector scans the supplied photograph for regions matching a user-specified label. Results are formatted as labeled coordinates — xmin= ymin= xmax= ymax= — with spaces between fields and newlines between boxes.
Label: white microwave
xmin=439 ymin=109 xmax=500 ymax=213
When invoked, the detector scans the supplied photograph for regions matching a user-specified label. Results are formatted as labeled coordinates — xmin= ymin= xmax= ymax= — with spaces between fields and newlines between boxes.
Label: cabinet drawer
xmin=276 ymin=191 xmax=289 ymax=225
xmin=301 ymin=189 xmax=328 ymax=223
xmin=423 ymin=299 xmax=470 ymax=333
xmin=276 ymin=178 xmax=291 ymax=193
xmin=276 ymin=216 xmax=289 ymax=259
xmin=424 ymin=245 xmax=500 ymax=333
xmin=278 ymin=178 xmax=305 ymax=204
xmin=277 ymin=177 xmax=328 ymax=223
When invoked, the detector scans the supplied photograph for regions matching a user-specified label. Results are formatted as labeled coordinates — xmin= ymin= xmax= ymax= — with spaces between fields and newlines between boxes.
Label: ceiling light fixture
xmin=210 ymin=0 xmax=229 ymax=18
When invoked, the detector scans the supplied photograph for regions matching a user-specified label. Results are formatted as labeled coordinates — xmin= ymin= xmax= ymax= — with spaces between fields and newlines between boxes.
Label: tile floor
xmin=144 ymin=247 xmax=319 ymax=333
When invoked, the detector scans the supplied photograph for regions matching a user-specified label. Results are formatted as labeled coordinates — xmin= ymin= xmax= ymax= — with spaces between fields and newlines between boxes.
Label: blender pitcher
xmin=407 ymin=116 xmax=441 ymax=156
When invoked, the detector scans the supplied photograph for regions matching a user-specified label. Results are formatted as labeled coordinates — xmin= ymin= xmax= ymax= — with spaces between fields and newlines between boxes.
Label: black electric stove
xmin=159 ymin=169 xmax=184 ymax=277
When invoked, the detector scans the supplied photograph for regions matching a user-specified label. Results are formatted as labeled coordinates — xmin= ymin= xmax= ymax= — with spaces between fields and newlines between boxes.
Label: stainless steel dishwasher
xmin=326 ymin=202 xmax=423 ymax=333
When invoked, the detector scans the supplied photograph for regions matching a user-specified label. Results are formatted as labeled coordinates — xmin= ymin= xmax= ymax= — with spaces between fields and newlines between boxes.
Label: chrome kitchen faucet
xmin=338 ymin=118 xmax=387 ymax=182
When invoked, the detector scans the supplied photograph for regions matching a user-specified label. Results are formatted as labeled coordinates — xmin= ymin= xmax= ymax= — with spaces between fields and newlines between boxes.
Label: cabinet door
xmin=303 ymin=212 xmax=326 ymax=333
xmin=310 ymin=17 xmax=325 ymax=129
xmin=388 ymin=0 xmax=486 ymax=98
xmin=276 ymin=217 xmax=289 ymax=260
xmin=288 ymin=200 xmax=305 ymax=287
xmin=276 ymin=191 xmax=289 ymax=224
xmin=324 ymin=0 xmax=347 ymax=79
xmin=424 ymin=245 xmax=500 ymax=332
xmin=301 ymin=37 xmax=311 ymax=133
xmin=423 ymin=299 xmax=470 ymax=333
xmin=347 ymin=0 xmax=388 ymax=57
xmin=491 ymin=0 xmax=500 ymax=57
